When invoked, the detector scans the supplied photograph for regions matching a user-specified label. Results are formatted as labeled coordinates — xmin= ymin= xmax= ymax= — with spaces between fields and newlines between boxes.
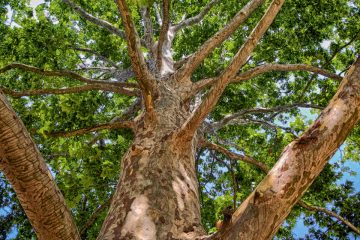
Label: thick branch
xmin=115 ymin=0 xmax=157 ymax=110
xmin=0 ymin=84 xmax=139 ymax=97
xmin=192 ymin=64 xmax=342 ymax=94
xmin=173 ymin=0 xmax=220 ymax=32
xmin=176 ymin=0 xmax=266 ymax=80
xmin=157 ymin=0 xmax=171 ymax=72
xmin=180 ymin=0 xmax=284 ymax=138
xmin=141 ymin=7 xmax=155 ymax=52
xmin=217 ymin=56 xmax=360 ymax=239
xmin=202 ymin=138 xmax=360 ymax=237
xmin=48 ymin=121 xmax=134 ymax=138
xmin=0 ymin=63 xmax=138 ymax=88
xmin=62 ymin=0 xmax=126 ymax=39
xmin=0 ymin=93 xmax=80 ymax=239
xmin=298 ymin=200 xmax=360 ymax=235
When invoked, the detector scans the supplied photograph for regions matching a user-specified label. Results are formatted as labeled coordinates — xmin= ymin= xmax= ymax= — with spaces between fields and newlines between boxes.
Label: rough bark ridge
xmin=0 ymin=93 xmax=80 ymax=239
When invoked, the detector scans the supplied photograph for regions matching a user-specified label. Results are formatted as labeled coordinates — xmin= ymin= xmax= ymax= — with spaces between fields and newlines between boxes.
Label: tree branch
xmin=154 ymin=2 xmax=163 ymax=26
xmin=191 ymin=64 xmax=342 ymax=95
xmin=80 ymin=196 xmax=113 ymax=236
xmin=115 ymin=0 xmax=157 ymax=111
xmin=141 ymin=7 xmax=155 ymax=52
xmin=157 ymin=0 xmax=171 ymax=72
xmin=233 ymin=63 xmax=342 ymax=82
xmin=209 ymin=103 xmax=323 ymax=132
xmin=173 ymin=0 xmax=220 ymax=32
xmin=62 ymin=0 xmax=126 ymax=39
xmin=0 ymin=63 xmax=138 ymax=88
xmin=0 ymin=84 xmax=139 ymax=97
xmin=201 ymin=138 xmax=360 ymax=237
xmin=0 ymin=93 xmax=80 ymax=239
xmin=216 ymin=56 xmax=360 ymax=239
xmin=48 ymin=121 xmax=134 ymax=138
xmin=298 ymin=200 xmax=360 ymax=235
xmin=175 ymin=0 xmax=266 ymax=80
xmin=179 ymin=0 xmax=285 ymax=139
xmin=200 ymin=139 xmax=269 ymax=172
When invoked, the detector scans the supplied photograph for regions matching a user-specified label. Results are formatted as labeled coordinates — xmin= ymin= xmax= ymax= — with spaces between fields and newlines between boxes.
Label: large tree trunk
xmin=97 ymin=83 xmax=206 ymax=239
xmin=0 ymin=93 xmax=80 ymax=239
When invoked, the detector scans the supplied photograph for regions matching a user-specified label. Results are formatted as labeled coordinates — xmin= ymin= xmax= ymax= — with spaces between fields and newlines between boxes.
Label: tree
xmin=0 ymin=0 xmax=360 ymax=239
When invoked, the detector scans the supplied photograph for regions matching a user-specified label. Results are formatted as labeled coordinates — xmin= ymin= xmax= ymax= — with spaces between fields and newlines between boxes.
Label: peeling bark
xmin=0 ymin=93 xmax=80 ymax=240
xmin=97 ymin=82 xmax=205 ymax=240
xmin=216 ymin=57 xmax=360 ymax=240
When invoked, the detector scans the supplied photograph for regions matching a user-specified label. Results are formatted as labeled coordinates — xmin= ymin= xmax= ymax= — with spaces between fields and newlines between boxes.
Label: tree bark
xmin=216 ymin=56 xmax=360 ymax=239
xmin=97 ymin=83 xmax=205 ymax=240
xmin=0 ymin=93 xmax=80 ymax=239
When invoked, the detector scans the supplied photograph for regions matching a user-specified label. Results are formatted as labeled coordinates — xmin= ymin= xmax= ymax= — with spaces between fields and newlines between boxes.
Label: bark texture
xmin=216 ymin=57 xmax=360 ymax=239
xmin=97 ymin=82 xmax=205 ymax=239
xmin=0 ymin=93 xmax=80 ymax=239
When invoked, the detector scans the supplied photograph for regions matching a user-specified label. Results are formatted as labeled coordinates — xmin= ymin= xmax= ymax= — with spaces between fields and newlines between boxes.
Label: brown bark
xmin=216 ymin=56 xmax=360 ymax=239
xmin=202 ymin=138 xmax=360 ymax=236
xmin=97 ymin=82 xmax=205 ymax=239
xmin=0 ymin=93 xmax=80 ymax=239
xmin=115 ymin=0 xmax=157 ymax=105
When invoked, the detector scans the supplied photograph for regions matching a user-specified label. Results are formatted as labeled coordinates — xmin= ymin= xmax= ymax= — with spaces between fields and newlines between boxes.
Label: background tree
xmin=0 ymin=0 xmax=360 ymax=239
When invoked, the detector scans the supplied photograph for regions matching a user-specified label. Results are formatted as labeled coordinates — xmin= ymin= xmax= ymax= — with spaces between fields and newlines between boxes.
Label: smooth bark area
xmin=216 ymin=57 xmax=360 ymax=239
xmin=0 ymin=93 xmax=80 ymax=239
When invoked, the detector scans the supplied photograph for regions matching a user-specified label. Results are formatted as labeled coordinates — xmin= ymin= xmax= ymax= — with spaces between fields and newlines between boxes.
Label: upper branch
xmin=175 ymin=0 xmax=266 ymax=80
xmin=179 ymin=0 xmax=285 ymax=138
xmin=0 ymin=63 xmax=138 ymax=88
xmin=141 ymin=7 xmax=155 ymax=52
xmin=157 ymin=0 xmax=171 ymax=71
xmin=191 ymin=64 xmax=342 ymax=95
xmin=115 ymin=0 xmax=157 ymax=110
xmin=173 ymin=0 xmax=220 ymax=32
xmin=62 ymin=0 xmax=126 ymax=39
